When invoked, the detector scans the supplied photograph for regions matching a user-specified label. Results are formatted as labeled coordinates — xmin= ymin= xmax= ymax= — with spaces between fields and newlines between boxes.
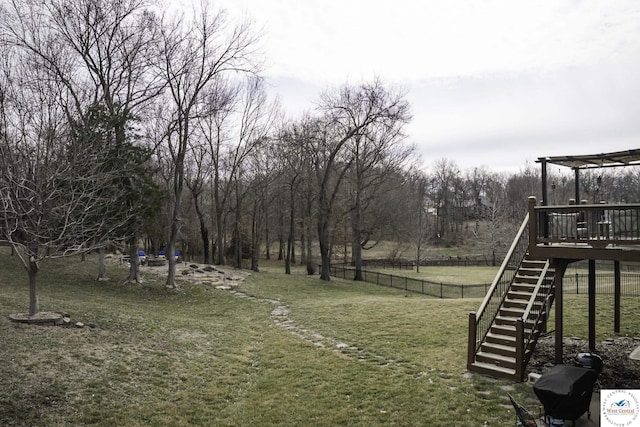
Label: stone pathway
xmin=227 ymin=288 xmax=429 ymax=378
xmin=140 ymin=262 xmax=450 ymax=380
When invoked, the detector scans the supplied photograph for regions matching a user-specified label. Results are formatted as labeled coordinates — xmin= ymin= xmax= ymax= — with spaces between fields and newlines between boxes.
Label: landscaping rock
xmin=528 ymin=335 xmax=640 ymax=389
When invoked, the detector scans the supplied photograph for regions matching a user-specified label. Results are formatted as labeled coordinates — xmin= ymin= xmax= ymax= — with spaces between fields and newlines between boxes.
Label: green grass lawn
xmin=371 ymin=266 xmax=499 ymax=285
xmin=1 ymin=249 xmax=638 ymax=426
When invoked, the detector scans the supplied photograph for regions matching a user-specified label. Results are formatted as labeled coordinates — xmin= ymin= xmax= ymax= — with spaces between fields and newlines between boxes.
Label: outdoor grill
xmin=574 ymin=352 xmax=603 ymax=374
xmin=533 ymin=363 xmax=599 ymax=425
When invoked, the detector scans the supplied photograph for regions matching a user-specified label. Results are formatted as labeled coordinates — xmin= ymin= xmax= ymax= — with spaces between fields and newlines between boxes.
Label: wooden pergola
xmin=534 ymin=149 xmax=640 ymax=363
xmin=537 ymin=148 xmax=640 ymax=206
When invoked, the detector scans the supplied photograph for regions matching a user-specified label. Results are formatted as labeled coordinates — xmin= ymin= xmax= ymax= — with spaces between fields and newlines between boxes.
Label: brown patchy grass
xmin=3 ymin=249 xmax=636 ymax=426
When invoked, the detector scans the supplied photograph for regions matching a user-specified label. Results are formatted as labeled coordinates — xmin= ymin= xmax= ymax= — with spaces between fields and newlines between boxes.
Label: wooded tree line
xmin=2 ymin=0 xmax=639 ymax=315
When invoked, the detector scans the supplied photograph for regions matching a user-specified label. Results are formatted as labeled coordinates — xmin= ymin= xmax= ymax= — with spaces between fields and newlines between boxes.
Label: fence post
xmin=461 ymin=284 xmax=464 ymax=299
xmin=440 ymin=282 xmax=443 ymax=298
xmin=576 ymin=273 xmax=579 ymax=294
xmin=405 ymin=277 xmax=408 ymax=291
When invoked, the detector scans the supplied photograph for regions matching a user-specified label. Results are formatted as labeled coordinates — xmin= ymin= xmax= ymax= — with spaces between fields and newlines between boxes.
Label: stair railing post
xmin=515 ymin=318 xmax=525 ymax=382
xmin=528 ymin=196 xmax=538 ymax=256
xmin=467 ymin=311 xmax=477 ymax=370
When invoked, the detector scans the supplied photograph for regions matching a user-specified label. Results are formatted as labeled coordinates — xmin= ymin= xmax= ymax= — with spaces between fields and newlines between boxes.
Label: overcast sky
xmin=215 ymin=0 xmax=640 ymax=173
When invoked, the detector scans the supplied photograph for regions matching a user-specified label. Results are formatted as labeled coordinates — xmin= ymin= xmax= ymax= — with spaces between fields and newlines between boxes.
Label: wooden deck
xmin=527 ymin=197 xmax=640 ymax=262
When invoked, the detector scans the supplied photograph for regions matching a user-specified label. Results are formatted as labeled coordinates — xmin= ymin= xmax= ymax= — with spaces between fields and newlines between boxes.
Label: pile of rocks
xmin=59 ymin=312 xmax=96 ymax=329
xmin=178 ymin=263 xmax=248 ymax=289
xmin=528 ymin=335 xmax=640 ymax=389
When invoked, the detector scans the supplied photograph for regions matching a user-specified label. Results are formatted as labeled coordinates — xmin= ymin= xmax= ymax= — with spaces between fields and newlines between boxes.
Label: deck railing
xmin=516 ymin=196 xmax=640 ymax=379
xmin=528 ymin=197 xmax=640 ymax=248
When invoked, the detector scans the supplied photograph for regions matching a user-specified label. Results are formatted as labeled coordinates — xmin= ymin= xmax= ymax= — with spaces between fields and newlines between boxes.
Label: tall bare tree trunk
xmin=125 ymin=239 xmax=141 ymax=283
xmin=285 ymin=193 xmax=295 ymax=275
xmin=318 ymin=219 xmax=331 ymax=281
xmin=97 ymin=245 xmax=107 ymax=280
xmin=167 ymin=207 xmax=180 ymax=288
xmin=28 ymin=256 xmax=39 ymax=316
xmin=215 ymin=209 xmax=225 ymax=265
xmin=352 ymin=198 xmax=363 ymax=281
xmin=192 ymin=191 xmax=211 ymax=264
xmin=264 ymin=218 xmax=271 ymax=260
xmin=250 ymin=200 xmax=260 ymax=272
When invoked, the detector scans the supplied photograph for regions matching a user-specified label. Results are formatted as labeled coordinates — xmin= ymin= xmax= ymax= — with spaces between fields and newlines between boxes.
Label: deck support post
xmin=614 ymin=261 xmax=621 ymax=334
xmin=588 ymin=260 xmax=596 ymax=352
xmin=554 ymin=259 xmax=570 ymax=364
xmin=574 ymin=168 xmax=580 ymax=202
xmin=541 ymin=159 xmax=548 ymax=206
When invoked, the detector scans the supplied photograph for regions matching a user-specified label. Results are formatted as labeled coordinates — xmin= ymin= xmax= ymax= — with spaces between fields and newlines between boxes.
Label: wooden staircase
xmin=470 ymin=257 xmax=555 ymax=380
xmin=467 ymin=214 xmax=557 ymax=381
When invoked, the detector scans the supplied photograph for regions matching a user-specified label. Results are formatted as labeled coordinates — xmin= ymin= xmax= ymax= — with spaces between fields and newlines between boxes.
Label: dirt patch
xmin=528 ymin=335 xmax=640 ymax=389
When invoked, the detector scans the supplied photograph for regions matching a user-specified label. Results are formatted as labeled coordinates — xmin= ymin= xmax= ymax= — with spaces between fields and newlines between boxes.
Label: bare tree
xmin=197 ymin=77 xmax=238 ymax=266
xmin=0 ymin=48 xmax=143 ymax=316
xmin=158 ymin=3 xmax=260 ymax=287
xmin=227 ymin=77 xmax=277 ymax=268
xmin=345 ymin=89 xmax=412 ymax=280
xmin=185 ymin=141 xmax=213 ymax=264
xmin=313 ymin=79 xmax=410 ymax=281
xmin=429 ymin=158 xmax=461 ymax=244
xmin=245 ymin=145 xmax=279 ymax=272
xmin=405 ymin=170 xmax=430 ymax=273
xmin=479 ymin=173 xmax=513 ymax=265
xmin=4 ymin=0 xmax=164 ymax=282
xmin=275 ymin=117 xmax=312 ymax=274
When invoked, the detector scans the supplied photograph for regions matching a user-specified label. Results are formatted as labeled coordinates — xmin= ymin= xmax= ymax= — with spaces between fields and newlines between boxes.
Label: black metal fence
xmin=330 ymin=265 xmax=640 ymax=299
xmin=564 ymin=273 xmax=640 ymax=296
xmin=360 ymin=254 xmax=504 ymax=269
xmin=329 ymin=265 xmax=489 ymax=298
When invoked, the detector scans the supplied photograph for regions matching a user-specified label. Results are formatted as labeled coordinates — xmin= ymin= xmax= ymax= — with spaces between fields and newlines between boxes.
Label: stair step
xmin=515 ymin=275 xmax=541 ymax=284
xmin=485 ymin=332 xmax=515 ymax=346
xmin=499 ymin=307 xmax=525 ymax=318
xmin=518 ymin=267 xmax=547 ymax=275
xmin=503 ymin=298 xmax=528 ymax=308
xmin=480 ymin=341 xmax=516 ymax=357
xmin=511 ymin=283 xmax=537 ymax=291
xmin=476 ymin=351 xmax=516 ymax=369
xmin=490 ymin=324 xmax=533 ymax=337
xmin=495 ymin=315 xmax=535 ymax=327
xmin=521 ymin=264 xmax=552 ymax=270
xmin=469 ymin=361 xmax=517 ymax=379
xmin=512 ymin=281 xmax=551 ymax=289
xmin=508 ymin=290 xmax=546 ymax=300
xmin=498 ymin=307 xmax=525 ymax=318
xmin=497 ymin=308 xmax=547 ymax=320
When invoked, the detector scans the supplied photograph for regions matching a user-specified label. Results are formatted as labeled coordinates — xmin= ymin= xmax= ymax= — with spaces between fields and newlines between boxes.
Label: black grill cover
xmin=533 ymin=364 xmax=598 ymax=421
